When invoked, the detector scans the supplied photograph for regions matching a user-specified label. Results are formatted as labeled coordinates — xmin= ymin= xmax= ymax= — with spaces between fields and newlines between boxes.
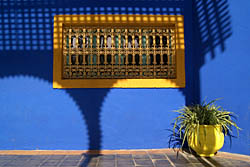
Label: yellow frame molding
xmin=53 ymin=14 xmax=185 ymax=88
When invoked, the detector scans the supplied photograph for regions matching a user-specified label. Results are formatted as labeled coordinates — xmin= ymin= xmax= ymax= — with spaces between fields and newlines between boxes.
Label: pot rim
xmin=193 ymin=124 xmax=222 ymax=128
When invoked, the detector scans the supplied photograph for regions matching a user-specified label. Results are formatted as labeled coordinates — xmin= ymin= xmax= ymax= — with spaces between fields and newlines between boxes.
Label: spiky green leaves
xmin=172 ymin=99 xmax=241 ymax=149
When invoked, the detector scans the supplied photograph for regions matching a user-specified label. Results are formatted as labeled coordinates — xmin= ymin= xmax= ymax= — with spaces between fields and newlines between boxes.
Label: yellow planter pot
xmin=187 ymin=125 xmax=224 ymax=157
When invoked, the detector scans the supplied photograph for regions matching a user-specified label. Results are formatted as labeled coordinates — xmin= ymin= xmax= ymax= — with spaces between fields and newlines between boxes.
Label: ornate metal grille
xmin=62 ymin=24 xmax=176 ymax=79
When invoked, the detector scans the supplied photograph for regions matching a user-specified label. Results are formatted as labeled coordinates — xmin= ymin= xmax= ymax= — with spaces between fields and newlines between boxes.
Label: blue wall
xmin=0 ymin=0 xmax=249 ymax=155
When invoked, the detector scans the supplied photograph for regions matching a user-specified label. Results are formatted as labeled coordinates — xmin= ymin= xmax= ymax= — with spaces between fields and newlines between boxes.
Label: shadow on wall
xmin=0 ymin=0 xmax=232 ymax=164
xmin=181 ymin=0 xmax=232 ymax=105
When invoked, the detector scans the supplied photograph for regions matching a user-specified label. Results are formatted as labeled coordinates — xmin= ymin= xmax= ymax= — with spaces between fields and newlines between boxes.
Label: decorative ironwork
xmin=62 ymin=25 xmax=176 ymax=79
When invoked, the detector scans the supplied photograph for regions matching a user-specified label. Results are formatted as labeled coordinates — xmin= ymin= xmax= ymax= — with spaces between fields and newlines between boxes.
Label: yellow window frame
xmin=53 ymin=14 xmax=185 ymax=88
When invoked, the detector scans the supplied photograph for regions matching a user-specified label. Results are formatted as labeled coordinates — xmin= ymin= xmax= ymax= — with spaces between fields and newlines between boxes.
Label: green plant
xmin=173 ymin=99 xmax=241 ymax=148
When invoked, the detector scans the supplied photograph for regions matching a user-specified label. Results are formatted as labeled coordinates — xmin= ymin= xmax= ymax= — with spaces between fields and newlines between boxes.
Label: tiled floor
xmin=0 ymin=150 xmax=249 ymax=167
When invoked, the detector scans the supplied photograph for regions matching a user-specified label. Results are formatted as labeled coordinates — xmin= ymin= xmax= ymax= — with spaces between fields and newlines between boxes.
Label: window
xmin=53 ymin=15 xmax=185 ymax=88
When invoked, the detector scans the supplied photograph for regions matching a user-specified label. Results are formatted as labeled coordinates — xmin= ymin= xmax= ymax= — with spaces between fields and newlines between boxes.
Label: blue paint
xmin=0 ymin=0 xmax=249 ymax=155
xmin=0 ymin=76 xmax=88 ymax=150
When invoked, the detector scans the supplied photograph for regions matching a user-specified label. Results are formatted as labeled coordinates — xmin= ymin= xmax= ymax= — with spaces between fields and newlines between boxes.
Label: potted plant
xmin=172 ymin=99 xmax=241 ymax=157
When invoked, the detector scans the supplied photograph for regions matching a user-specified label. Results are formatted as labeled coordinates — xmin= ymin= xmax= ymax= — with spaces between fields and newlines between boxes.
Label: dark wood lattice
xmin=62 ymin=24 xmax=176 ymax=79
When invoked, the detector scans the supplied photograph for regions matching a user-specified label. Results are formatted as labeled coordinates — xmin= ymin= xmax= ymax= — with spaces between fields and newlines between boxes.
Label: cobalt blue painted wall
xmin=199 ymin=0 xmax=250 ymax=155
xmin=0 ymin=0 xmax=249 ymax=155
